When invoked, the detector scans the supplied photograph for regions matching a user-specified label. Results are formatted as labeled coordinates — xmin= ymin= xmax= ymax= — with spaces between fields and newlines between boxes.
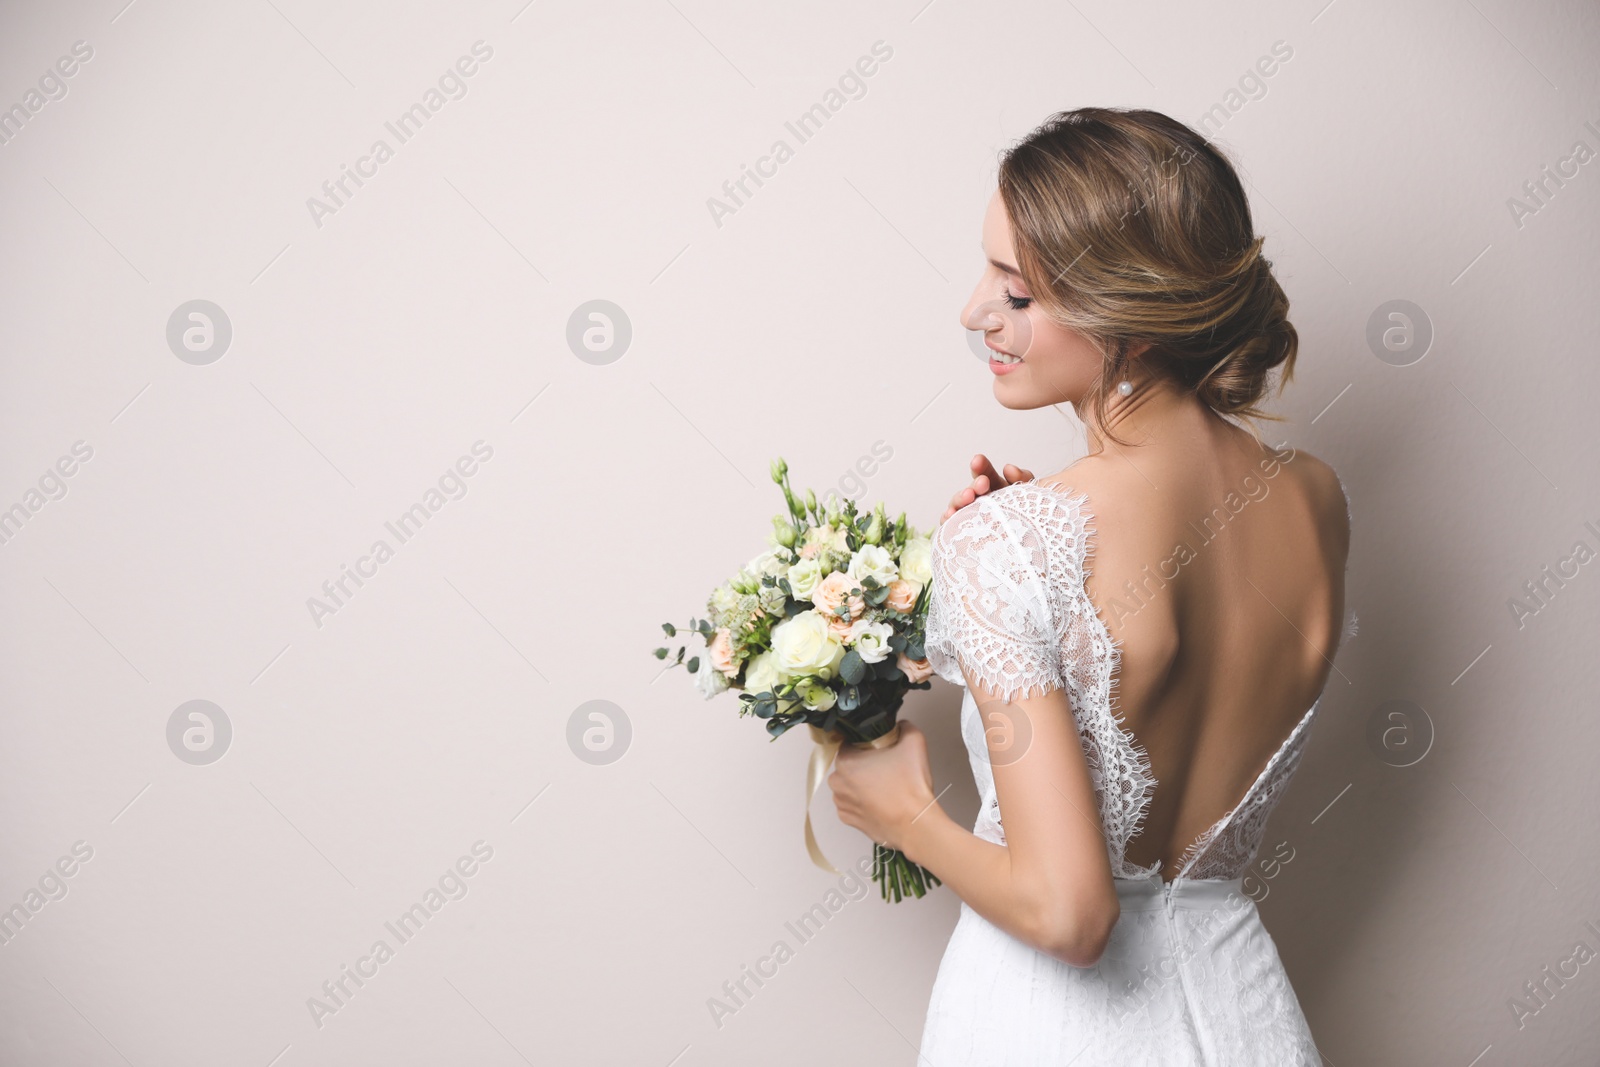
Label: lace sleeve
xmin=924 ymin=495 xmax=1064 ymax=703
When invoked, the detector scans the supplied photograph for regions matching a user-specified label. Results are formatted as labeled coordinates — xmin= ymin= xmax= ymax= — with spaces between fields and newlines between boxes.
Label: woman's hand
xmin=943 ymin=454 xmax=1035 ymax=522
xmin=829 ymin=721 xmax=938 ymax=855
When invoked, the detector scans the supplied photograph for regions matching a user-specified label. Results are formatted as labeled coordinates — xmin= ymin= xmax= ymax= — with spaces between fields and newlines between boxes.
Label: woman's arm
xmin=830 ymin=677 xmax=1119 ymax=968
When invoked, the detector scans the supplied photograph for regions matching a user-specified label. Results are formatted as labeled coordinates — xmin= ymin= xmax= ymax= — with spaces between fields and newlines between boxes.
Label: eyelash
xmin=1003 ymin=289 xmax=1032 ymax=310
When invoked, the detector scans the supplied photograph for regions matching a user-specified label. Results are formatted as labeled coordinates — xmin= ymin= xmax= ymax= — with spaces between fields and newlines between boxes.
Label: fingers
xmin=1003 ymin=463 xmax=1035 ymax=484
xmin=971 ymin=454 xmax=1002 ymax=486
xmin=943 ymin=485 xmax=977 ymax=521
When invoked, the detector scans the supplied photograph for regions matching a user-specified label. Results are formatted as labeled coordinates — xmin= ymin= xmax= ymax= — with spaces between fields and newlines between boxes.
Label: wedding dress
xmin=920 ymin=479 xmax=1344 ymax=1066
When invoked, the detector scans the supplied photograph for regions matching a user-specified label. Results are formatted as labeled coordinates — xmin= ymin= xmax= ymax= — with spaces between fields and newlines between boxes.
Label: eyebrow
xmin=987 ymin=256 xmax=1021 ymax=276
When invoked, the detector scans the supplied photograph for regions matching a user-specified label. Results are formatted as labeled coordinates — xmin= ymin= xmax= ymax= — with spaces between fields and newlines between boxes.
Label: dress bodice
xmin=923 ymin=479 xmax=1340 ymax=882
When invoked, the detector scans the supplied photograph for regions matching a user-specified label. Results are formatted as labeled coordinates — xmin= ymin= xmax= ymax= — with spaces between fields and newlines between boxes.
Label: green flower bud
xmin=865 ymin=511 xmax=885 ymax=546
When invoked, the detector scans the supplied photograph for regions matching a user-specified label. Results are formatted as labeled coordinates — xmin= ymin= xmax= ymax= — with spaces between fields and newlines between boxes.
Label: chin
xmin=992 ymin=373 xmax=1074 ymax=411
xmin=992 ymin=383 xmax=1035 ymax=410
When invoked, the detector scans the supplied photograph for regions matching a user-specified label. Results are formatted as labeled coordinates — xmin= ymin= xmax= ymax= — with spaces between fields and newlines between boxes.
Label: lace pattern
xmin=926 ymin=478 xmax=1335 ymax=882
xmin=924 ymin=494 xmax=1064 ymax=703
xmin=1174 ymin=700 xmax=1319 ymax=880
xmin=925 ymin=485 xmax=1159 ymax=879
xmin=919 ymin=474 xmax=1342 ymax=1064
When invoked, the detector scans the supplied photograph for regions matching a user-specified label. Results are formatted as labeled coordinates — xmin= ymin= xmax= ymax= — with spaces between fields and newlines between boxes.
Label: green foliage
xmin=839 ymin=650 xmax=866 ymax=685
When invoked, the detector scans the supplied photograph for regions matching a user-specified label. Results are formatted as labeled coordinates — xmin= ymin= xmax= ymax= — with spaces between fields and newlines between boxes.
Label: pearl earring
xmin=1117 ymin=380 xmax=1133 ymax=397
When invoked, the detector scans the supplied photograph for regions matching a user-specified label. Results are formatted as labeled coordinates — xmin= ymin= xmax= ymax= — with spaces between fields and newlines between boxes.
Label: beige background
xmin=1 ymin=0 xmax=1597 ymax=1064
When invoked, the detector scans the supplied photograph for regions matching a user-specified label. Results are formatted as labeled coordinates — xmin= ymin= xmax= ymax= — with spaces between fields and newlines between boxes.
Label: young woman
xmin=828 ymin=108 xmax=1350 ymax=1064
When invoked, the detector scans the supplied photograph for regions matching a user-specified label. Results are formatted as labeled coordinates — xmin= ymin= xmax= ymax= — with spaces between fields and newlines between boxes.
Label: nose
xmin=961 ymin=288 xmax=996 ymax=333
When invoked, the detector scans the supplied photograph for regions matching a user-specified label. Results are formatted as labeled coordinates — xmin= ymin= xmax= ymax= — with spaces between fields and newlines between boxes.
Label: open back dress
xmin=920 ymin=479 xmax=1347 ymax=1066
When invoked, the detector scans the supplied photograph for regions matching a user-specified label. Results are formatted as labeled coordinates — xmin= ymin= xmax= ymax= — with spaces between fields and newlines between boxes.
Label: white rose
xmin=787 ymin=557 xmax=823 ymax=600
xmin=757 ymin=583 xmax=787 ymax=617
xmin=770 ymin=610 xmax=846 ymax=680
xmin=847 ymin=544 xmax=898 ymax=589
xmin=742 ymin=650 xmax=784 ymax=694
xmin=799 ymin=681 xmax=837 ymax=711
xmin=804 ymin=524 xmax=850 ymax=556
xmin=847 ymin=618 xmax=895 ymax=664
xmin=694 ymin=660 xmax=729 ymax=700
xmin=746 ymin=548 xmax=792 ymax=581
xmin=708 ymin=583 xmax=741 ymax=619
xmin=898 ymin=537 xmax=933 ymax=586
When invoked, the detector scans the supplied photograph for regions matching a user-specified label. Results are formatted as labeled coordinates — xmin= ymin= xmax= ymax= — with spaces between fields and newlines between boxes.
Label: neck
xmin=1077 ymin=375 xmax=1213 ymax=455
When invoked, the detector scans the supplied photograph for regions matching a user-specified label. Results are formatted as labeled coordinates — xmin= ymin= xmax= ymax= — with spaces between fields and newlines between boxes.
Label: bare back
xmin=1040 ymin=414 xmax=1350 ymax=882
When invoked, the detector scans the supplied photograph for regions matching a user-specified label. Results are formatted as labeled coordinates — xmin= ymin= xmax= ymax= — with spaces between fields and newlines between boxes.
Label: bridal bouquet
xmin=653 ymin=458 xmax=941 ymax=902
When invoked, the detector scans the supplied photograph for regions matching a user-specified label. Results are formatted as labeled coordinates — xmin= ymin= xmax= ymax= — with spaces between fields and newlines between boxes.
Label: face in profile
xmin=961 ymin=190 xmax=1109 ymax=412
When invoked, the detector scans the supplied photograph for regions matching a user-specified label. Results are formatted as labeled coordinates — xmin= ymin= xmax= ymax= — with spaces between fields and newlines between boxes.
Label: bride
xmin=828 ymin=107 xmax=1350 ymax=1065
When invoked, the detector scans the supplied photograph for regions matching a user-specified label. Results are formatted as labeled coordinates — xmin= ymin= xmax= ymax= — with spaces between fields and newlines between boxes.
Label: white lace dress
xmin=919 ymin=480 xmax=1333 ymax=1066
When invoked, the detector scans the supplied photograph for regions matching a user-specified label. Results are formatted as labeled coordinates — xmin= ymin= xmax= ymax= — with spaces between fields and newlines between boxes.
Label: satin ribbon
xmin=804 ymin=721 xmax=902 ymax=873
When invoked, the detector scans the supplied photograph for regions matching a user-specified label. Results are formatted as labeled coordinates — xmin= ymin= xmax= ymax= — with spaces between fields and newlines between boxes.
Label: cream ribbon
xmin=804 ymin=721 xmax=902 ymax=873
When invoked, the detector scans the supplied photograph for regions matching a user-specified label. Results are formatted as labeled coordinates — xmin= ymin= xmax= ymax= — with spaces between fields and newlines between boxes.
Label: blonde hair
xmin=998 ymin=107 xmax=1297 ymax=445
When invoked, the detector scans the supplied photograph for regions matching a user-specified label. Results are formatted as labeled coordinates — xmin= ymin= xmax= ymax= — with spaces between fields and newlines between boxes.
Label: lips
xmin=986 ymin=340 xmax=1023 ymax=374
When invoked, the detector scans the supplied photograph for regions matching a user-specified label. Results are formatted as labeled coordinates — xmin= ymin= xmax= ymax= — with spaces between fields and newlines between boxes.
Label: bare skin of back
xmin=1037 ymin=403 xmax=1350 ymax=882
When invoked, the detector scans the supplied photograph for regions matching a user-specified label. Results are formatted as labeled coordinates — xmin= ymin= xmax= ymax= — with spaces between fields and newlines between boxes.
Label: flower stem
xmin=871 ymin=844 xmax=939 ymax=904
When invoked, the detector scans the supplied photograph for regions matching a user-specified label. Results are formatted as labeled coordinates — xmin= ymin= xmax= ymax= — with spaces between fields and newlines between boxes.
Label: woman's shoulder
xmin=1304 ymin=449 xmax=1352 ymax=524
xmin=1263 ymin=444 xmax=1352 ymax=555
xmin=1042 ymin=442 xmax=1347 ymax=524
xmin=1031 ymin=455 xmax=1170 ymax=563
xmin=932 ymin=479 xmax=1098 ymax=585
xmin=937 ymin=476 xmax=1092 ymax=540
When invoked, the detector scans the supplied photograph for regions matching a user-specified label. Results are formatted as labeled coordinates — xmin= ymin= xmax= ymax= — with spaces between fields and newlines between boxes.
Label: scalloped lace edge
xmin=1171 ymin=696 xmax=1321 ymax=881
xmin=1035 ymin=482 xmax=1163 ymax=881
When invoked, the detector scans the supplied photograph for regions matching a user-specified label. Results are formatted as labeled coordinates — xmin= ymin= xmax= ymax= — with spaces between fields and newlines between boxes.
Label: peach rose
xmin=708 ymin=627 xmax=739 ymax=679
xmin=898 ymin=652 xmax=934 ymax=684
xmin=884 ymin=579 xmax=922 ymax=614
xmin=812 ymin=572 xmax=864 ymax=634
